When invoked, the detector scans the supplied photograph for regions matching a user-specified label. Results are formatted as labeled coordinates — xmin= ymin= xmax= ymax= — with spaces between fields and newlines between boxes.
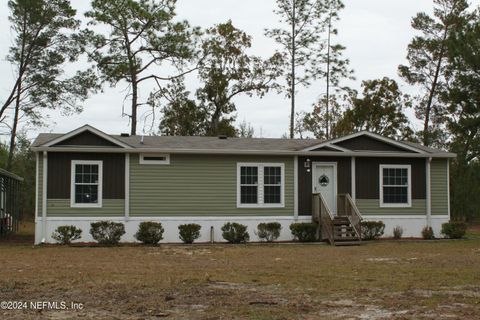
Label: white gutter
xmin=30 ymin=146 xmax=457 ymax=158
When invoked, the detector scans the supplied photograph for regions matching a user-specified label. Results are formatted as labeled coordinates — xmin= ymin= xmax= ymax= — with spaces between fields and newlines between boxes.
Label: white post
xmin=351 ymin=157 xmax=356 ymax=201
xmin=35 ymin=152 xmax=39 ymax=222
xmin=426 ymin=157 xmax=432 ymax=227
xmin=125 ymin=153 xmax=130 ymax=221
xmin=42 ymin=151 xmax=48 ymax=243
xmin=447 ymin=159 xmax=450 ymax=219
xmin=294 ymin=156 xmax=299 ymax=220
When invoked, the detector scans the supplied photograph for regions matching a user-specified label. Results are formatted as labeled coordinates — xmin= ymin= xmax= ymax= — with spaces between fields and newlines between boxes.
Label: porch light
xmin=305 ymin=158 xmax=311 ymax=173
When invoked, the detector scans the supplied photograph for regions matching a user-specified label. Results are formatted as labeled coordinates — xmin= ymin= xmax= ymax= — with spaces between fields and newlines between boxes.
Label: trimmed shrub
xmin=441 ymin=221 xmax=467 ymax=239
xmin=221 ymin=222 xmax=250 ymax=244
xmin=256 ymin=222 xmax=282 ymax=242
xmin=135 ymin=222 xmax=164 ymax=245
xmin=290 ymin=223 xmax=317 ymax=242
xmin=90 ymin=221 xmax=125 ymax=245
xmin=178 ymin=224 xmax=201 ymax=244
xmin=422 ymin=226 xmax=435 ymax=240
xmin=393 ymin=226 xmax=404 ymax=240
xmin=51 ymin=225 xmax=82 ymax=245
xmin=361 ymin=221 xmax=385 ymax=240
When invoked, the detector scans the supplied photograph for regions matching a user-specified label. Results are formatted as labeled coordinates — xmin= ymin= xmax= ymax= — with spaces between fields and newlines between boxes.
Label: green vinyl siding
xmin=431 ymin=159 xmax=449 ymax=216
xmin=356 ymin=199 xmax=426 ymax=215
xmin=47 ymin=199 xmax=124 ymax=217
xmin=37 ymin=154 xmax=43 ymax=217
xmin=129 ymin=154 xmax=294 ymax=216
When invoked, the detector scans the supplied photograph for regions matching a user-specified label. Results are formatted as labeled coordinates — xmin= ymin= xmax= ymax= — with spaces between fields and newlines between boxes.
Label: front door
xmin=313 ymin=163 xmax=337 ymax=215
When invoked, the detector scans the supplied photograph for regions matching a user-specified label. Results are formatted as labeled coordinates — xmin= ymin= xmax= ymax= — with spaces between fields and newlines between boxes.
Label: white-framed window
xmin=139 ymin=153 xmax=170 ymax=165
xmin=70 ymin=160 xmax=103 ymax=208
xmin=237 ymin=163 xmax=284 ymax=208
xmin=379 ymin=164 xmax=411 ymax=208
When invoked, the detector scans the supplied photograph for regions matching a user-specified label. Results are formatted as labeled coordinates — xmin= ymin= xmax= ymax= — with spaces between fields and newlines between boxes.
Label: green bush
xmin=51 ymin=225 xmax=82 ymax=244
xmin=257 ymin=222 xmax=282 ymax=242
xmin=361 ymin=221 xmax=385 ymax=240
xmin=221 ymin=222 xmax=249 ymax=244
xmin=178 ymin=224 xmax=201 ymax=244
xmin=90 ymin=221 xmax=125 ymax=245
xmin=290 ymin=223 xmax=317 ymax=242
xmin=393 ymin=226 xmax=403 ymax=240
xmin=441 ymin=221 xmax=467 ymax=239
xmin=135 ymin=222 xmax=164 ymax=245
xmin=422 ymin=226 xmax=435 ymax=240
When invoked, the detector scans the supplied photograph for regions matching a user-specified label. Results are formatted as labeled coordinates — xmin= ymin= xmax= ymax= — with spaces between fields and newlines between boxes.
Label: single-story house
xmin=31 ymin=125 xmax=455 ymax=244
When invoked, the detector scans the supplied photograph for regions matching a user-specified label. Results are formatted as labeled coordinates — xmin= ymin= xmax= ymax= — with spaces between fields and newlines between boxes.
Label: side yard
xmin=0 ymin=230 xmax=479 ymax=319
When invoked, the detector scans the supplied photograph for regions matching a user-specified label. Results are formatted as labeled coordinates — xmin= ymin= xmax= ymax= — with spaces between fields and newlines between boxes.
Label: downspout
xmin=426 ymin=157 xmax=432 ymax=228
xmin=294 ymin=156 xmax=299 ymax=221
xmin=42 ymin=151 xmax=47 ymax=243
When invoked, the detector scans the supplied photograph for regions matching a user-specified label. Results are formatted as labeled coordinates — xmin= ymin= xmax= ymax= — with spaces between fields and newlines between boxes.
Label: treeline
xmin=1 ymin=0 xmax=479 ymax=220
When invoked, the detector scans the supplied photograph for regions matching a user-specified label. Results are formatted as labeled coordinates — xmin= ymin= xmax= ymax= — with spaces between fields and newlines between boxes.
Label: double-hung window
xmin=379 ymin=164 xmax=411 ymax=207
xmin=237 ymin=163 xmax=284 ymax=208
xmin=71 ymin=160 xmax=103 ymax=208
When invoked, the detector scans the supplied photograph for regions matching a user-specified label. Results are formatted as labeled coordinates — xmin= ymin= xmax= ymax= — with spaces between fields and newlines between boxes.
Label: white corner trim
xmin=236 ymin=162 xmax=285 ymax=208
xmin=70 ymin=160 xmax=103 ymax=208
xmin=379 ymin=164 xmax=412 ymax=208
xmin=125 ymin=154 xmax=130 ymax=221
xmin=43 ymin=125 xmax=132 ymax=149
xmin=426 ymin=158 xmax=432 ymax=227
xmin=294 ymin=156 xmax=298 ymax=220
xmin=447 ymin=158 xmax=451 ymax=219
xmin=35 ymin=152 xmax=39 ymax=222
xmin=351 ymin=157 xmax=356 ymax=201
xmin=139 ymin=153 xmax=170 ymax=165
xmin=42 ymin=151 xmax=48 ymax=242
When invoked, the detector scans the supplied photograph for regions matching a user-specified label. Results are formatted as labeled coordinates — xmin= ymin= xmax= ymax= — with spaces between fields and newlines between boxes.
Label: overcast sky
xmin=0 ymin=0 xmax=478 ymax=139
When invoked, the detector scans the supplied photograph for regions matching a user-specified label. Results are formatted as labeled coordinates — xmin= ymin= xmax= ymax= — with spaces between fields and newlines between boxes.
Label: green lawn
xmin=0 ymin=232 xmax=479 ymax=319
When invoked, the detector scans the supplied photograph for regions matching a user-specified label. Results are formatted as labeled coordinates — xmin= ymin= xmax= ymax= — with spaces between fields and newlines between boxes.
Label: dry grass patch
xmin=0 ymin=235 xmax=479 ymax=319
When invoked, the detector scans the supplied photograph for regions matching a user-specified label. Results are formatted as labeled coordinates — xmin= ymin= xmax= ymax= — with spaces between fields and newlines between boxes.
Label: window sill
xmin=237 ymin=204 xmax=285 ymax=209
xmin=380 ymin=203 xmax=412 ymax=208
xmin=70 ymin=203 xmax=103 ymax=209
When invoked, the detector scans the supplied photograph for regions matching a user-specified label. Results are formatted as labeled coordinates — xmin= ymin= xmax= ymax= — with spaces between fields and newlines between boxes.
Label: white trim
xmin=139 ymin=153 xmax=170 ymax=165
xmin=30 ymin=146 xmax=457 ymax=158
xmin=294 ymin=156 xmax=298 ymax=220
xmin=42 ymin=125 xmax=132 ymax=149
xmin=312 ymin=162 xmax=338 ymax=214
xmin=447 ymin=158 xmax=451 ymax=219
xmin=35 ymin=152 xmax=39 ymax=222
xmin=361 ymin=215 xmax=449 ymax=220
xmin=42 ymin=151 xmax=47 ymax=242
xmin=302 ymin=131 xmax=426 ymax=154
xmin=37 ymin=215 xmax=311 ymax=222
xmin=70 ymin=160 xmax=103 ymax=208
xmin=125 ymin=154 xmax=130 ymax=221
xmin=379 ymin=164 xmax=412 ymax=208
xmin=426 ymin=158 xmax=432 ymax=227
xmin=236 ymin=162 xmax=285 ymax=208
xmin=351 ymin=157 xmax=356 ymax=201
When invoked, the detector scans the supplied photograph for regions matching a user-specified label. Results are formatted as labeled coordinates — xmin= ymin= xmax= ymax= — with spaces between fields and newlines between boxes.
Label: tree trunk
xmin=325 ymin=12 xmax=332 ymax=140
xmin=289 ymin=0 xmax=296 ymax=139
xmin=7 ymin=80 xmax=22 ymax=171
xmin=422 ymin=27 xmax=448 ymax=146
xmin=130 ymin=76 xmax=138 ymax=136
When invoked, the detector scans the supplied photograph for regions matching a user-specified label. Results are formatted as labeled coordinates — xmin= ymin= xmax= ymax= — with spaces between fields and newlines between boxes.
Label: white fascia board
xmin=29 ymin=146 xmax=457 ymax=158
xmin=42 ymin=125 xmax=132 ymax=149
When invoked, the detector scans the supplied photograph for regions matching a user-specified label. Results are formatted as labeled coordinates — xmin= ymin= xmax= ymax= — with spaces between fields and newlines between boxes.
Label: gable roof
xmin=31 ymin=126 xmax=455 ymax=158
xmin=302 ymin=131 xmax=427 ymax=154
xmin=40 ymin=125 xmax=133 ymax=149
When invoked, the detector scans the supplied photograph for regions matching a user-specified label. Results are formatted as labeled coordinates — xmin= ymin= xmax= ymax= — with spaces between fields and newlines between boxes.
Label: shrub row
xmin=51 ymin=220 xmax=468 ymax=245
